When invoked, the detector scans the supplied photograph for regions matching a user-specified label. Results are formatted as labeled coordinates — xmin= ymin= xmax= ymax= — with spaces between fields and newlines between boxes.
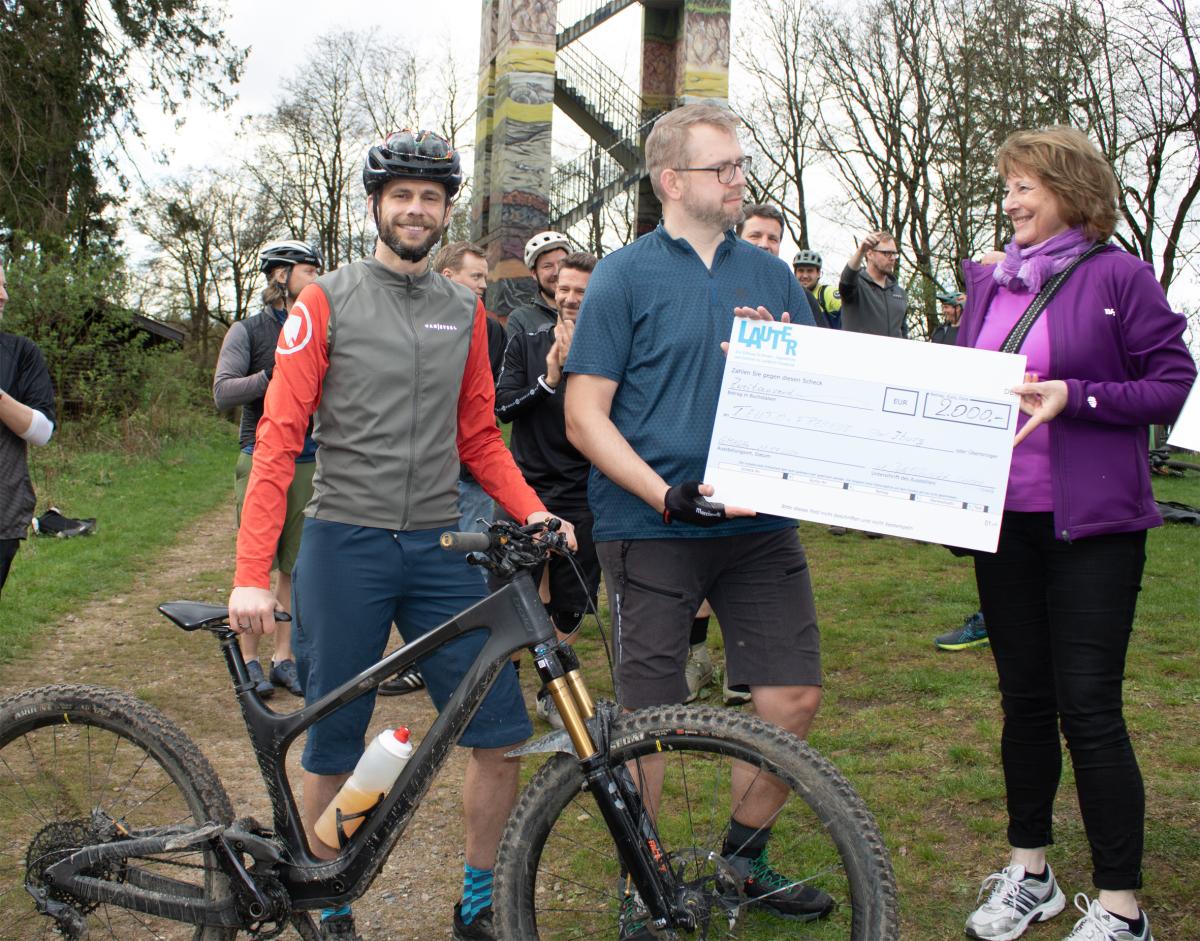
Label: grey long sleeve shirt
xmin=213 ymin=320 xmax=269 ymax=412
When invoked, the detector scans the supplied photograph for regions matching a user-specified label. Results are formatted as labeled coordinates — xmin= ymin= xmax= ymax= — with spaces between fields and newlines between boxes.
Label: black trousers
xmin=0 ymin=538 xmax=19 ymax=595
xmin=973 ymin=512 xmax=1147 ymax=890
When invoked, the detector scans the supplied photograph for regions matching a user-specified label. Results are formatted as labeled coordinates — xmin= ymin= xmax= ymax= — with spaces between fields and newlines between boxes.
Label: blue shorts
xmin=292 ymin=518 xmax=532 ymax=775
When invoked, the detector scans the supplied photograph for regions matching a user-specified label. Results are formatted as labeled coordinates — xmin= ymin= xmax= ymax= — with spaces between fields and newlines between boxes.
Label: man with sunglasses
xmin=227 ymin=129 xmax=573 ymax=941
xmin=839 ymin=230 xmax=909 ymax=337
xmin=565 ymin=103 xmax=834 ymax=937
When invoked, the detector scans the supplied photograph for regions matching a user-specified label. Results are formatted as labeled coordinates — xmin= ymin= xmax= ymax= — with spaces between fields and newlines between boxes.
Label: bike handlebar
xmin=438 ymin=519 xmax=566 ymax=580
xmin=439 ymin=531 xmax=492 ymax=553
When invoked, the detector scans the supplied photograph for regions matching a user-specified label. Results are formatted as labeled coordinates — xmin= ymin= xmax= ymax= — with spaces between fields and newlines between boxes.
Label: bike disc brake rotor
xmin=666 ymin=848 xmax=745 ymax=937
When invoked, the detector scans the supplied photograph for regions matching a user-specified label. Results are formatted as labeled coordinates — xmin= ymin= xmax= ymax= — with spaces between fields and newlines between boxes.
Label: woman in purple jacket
xmin=959 ymin=127 xmax=1195 ymax=941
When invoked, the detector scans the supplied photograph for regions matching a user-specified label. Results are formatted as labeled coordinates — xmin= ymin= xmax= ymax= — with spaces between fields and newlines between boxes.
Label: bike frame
xmin=222 ymin=571 xmax=554 ymax=910
xmin=44 ymin=555 xmax=689 ymax=934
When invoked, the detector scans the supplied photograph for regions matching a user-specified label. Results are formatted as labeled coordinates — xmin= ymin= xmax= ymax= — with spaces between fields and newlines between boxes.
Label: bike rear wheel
xmin=0 ymin=684 xmax=236 ymax=941
xmin=495 ymin=705 xmax=898 ymax=940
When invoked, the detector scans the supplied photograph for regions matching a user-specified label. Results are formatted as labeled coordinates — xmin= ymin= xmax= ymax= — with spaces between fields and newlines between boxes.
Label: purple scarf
xmin=993 ymin=226 xmax=1095 ymax=294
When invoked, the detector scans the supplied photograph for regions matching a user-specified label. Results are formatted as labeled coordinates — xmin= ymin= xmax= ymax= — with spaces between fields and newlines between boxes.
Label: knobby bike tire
xmin=1165 ymin=460 xmax=1200 ymax=474
xmin=0 ymin=684 xmax=237 ymax=941
xmin=495 ymin=705 xmax=899 ymax=940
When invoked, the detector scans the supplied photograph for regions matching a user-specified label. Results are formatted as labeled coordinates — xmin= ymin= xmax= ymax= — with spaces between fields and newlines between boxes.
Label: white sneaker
xmin=1060 ymin=894 xmax=1151 ymax=941
xmin=965 ymin=863 xmax=1066 ymax=940
xmin=684 ymin=643 xmax=714 ymax=703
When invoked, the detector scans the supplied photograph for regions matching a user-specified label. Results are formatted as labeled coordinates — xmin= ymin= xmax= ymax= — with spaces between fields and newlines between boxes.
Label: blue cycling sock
xmin=460 ymin=863 xmax=494 ymax=924
xmin=320 ymin=904 xmax=352 ymax=921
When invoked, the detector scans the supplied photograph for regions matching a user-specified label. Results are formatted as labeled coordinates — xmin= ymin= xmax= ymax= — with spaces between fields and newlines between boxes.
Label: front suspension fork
xmin=530 ymin=641 xmax=683 ymax=931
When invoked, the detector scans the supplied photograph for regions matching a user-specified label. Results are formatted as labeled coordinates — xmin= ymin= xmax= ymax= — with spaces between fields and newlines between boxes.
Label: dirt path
xmin=0 ymin=504 xmax=473 ymax=940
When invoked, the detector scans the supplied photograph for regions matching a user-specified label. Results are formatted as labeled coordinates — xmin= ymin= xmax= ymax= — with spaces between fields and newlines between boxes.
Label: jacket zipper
xmin=1047 ymin=286 xmax=1071 ymax=542
xmin=403 ymin=279 xmax=419 ymax=530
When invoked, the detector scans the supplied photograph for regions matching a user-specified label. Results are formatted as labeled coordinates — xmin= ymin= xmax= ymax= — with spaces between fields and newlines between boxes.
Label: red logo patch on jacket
xmin=278 ymin=302 xmax=313 ymax=354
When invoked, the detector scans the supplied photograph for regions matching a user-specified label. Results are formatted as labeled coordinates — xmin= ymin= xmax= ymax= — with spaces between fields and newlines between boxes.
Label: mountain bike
xmin=1149 ymin=446 xmax=1200 ymax=477
xmin=0 ymin=520 xmax=898 ymax=940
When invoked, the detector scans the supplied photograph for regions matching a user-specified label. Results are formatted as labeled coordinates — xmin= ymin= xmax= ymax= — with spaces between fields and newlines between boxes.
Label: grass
xmin=0 ymin=416 xmax=237 ymax=658
xmin=1 ymin=421 xmax=1195 ymax=938
xmin=553 ymin=468 xmax=1200 ymax=939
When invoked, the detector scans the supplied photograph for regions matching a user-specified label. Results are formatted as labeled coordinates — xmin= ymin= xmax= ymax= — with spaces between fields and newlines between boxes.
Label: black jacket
xmin=495 ymin=325 xmax=590 ymax=509
xmin=0 ymin=332 xmax=55 ymax=539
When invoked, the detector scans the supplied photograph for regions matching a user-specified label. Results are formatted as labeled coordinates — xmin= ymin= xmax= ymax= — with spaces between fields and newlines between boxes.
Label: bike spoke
xmin=107 ymin=747 xmax=155 ymax=819
xmin=0 ymin=691 xmax=236 ymax=941
xmin=501 ymin=708 xmax=896 ymax=939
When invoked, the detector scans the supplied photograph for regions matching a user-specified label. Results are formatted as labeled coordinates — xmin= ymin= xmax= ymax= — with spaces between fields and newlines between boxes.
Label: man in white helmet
xmin=505 ymin=231 xmax=571 ymax=338
xmin=213 ymin=239 xmax=324 ymax=699
xmin=793 ymin=249 xmax=842 ymax=329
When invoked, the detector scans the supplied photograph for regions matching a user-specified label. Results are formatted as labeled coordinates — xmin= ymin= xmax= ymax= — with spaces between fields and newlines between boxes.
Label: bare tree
xmin=735 ymin=0 xmax=1198 ymax=326
xmin=133 ymin=177 xmax=225 ymax=362
xmin=250 ymin=32 xmax=372 ymax=270
xmin=809 ymin=0 xmax=946 ymax=333
xmin=249 ymin=29 xmax=477 ymax=271
xmin=735 ymin=0 xmax=824 ymax=249
xmin=212 ymin=173 xmax=279 ymax=324
xmin=1071 ymin=0 xmax=1200 ymax=293
xmin=134 ymin=173 xmax=279 ymax=359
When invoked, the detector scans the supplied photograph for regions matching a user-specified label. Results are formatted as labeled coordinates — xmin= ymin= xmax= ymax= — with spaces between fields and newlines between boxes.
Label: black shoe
xmin=378 ymin=665 xmax=425 ymax=696
xmin=246 ymin=659 xmax=274 ymax=699
xmin=270 ymin=658 xmax=304 ymax=695
xmin=318 ymin=913 xmax=363 ymax=940
xmin=452 ymin=902 xmax=495 ymax=940
xmin=724 ymin=848 xmax=835 ymax=922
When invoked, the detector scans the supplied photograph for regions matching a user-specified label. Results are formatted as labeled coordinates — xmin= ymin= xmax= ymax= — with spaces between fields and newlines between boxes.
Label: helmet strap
xmin=371 ymin=194 xmax=383 ymax=251
xmin=284 ymin=265 xmax=300 ymax=306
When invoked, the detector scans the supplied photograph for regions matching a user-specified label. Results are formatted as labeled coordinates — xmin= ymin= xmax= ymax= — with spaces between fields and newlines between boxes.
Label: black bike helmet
xmin=363 ymin=129 xmax=463 ymax=199
xmin=259 ymin=240 xmax=324 ymax=274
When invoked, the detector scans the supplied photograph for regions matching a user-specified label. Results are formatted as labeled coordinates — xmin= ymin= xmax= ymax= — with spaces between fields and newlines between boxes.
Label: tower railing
xmin=550 ymin=108 xmax=661 ymax=230
xmin=555 ymin=44 xmax=644 ymax=148
xmin=556 ymin=0 xmax=639 ymax=49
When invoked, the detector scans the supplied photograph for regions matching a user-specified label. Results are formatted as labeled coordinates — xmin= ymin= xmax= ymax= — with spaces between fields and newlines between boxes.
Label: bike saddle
xmin=158 ymin=601 xmax=231 ymax=631
xmin=158 ymin=601 xmax=293 ymax=631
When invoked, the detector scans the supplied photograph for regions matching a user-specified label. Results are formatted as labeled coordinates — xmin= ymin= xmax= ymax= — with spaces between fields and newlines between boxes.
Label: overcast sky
xmin=122 ymin=0 xmax=862 ymax=280
xmin=120 ymin=1 xmax=1198 ymax=311
xmin=126 ymin=0 xmax=487 ymax=181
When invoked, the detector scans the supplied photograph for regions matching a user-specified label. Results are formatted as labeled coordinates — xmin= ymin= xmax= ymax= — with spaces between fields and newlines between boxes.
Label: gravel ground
xmin=0 ymin=504 xmax=482 ymax=940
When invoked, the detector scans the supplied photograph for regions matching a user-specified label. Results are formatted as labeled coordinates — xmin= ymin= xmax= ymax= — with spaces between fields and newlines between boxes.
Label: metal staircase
xmin=551 ymin=3 xmax=655 ymax=232
xmin=551 ymin=146 xmax=644 ymax=232
xmin=556 ymin=0 xmax=638 ymax=49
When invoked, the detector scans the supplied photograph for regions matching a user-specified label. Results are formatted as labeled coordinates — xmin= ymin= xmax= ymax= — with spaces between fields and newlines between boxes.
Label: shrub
xmin=2 ymin=237 xmax=207 ymax=434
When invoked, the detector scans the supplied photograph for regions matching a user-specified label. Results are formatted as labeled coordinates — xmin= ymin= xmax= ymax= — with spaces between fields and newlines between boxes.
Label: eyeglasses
xmin=871 ymin=248 xmax=900 ymax=257
xmin=381 ymin=129 xmax=454 ymax=161
xmin=673 ymin=156 xmax=753 ymax=184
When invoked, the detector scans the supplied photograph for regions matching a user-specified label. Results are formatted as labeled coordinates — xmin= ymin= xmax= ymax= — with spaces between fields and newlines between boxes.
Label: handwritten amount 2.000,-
xmin=923 ymin=396 xmax=1011 ymax=429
